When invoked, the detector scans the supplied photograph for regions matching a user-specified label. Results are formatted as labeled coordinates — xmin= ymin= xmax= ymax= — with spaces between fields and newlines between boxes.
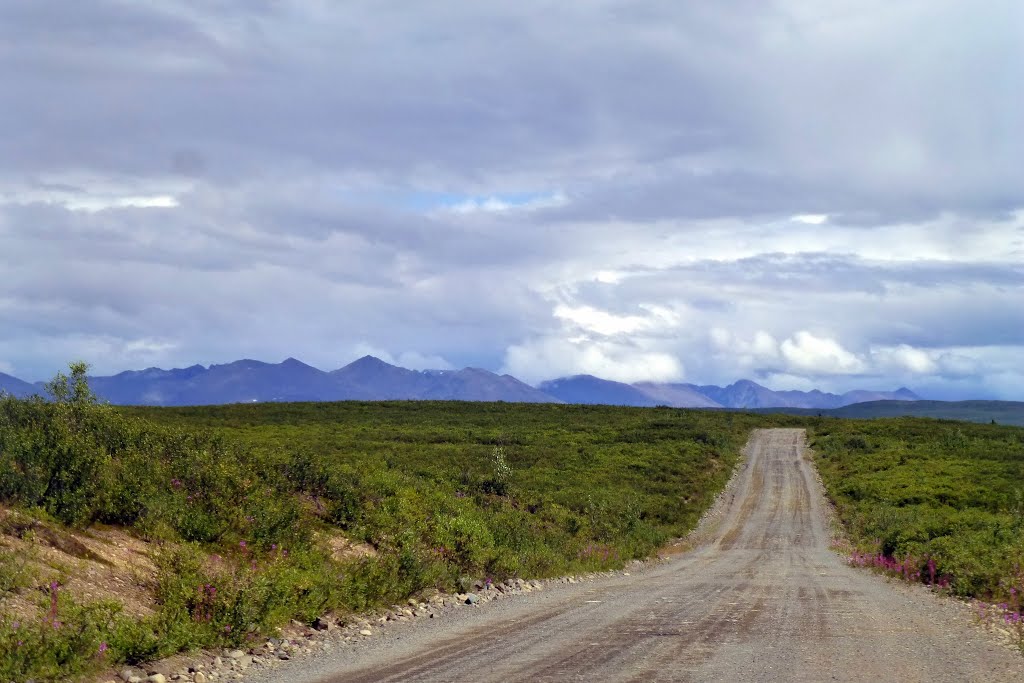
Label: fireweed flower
xmin=48 ymin=581 xmax=60 ymax=622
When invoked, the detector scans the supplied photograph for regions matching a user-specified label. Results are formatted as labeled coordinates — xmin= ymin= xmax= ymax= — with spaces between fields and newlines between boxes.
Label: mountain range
xmin=0 ymin=371 xmax=37 ymax=398
xmin=537 ymin=374 xmax=918 ymax=409
xmin=0 ymin=356 xmax=920 ymax=409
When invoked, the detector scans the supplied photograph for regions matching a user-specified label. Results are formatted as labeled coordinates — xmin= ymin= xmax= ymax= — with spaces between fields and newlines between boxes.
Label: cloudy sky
xmin=1 ymin=1 xmax=1022 ymax=399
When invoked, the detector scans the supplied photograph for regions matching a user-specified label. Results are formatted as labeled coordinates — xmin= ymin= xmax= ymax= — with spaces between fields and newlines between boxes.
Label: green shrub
xmin=0 ymin=548 xmax=30 ymax=594
xmin=812 ymin=419 xmax=1024 ymax=601
xmin=434 ymin=513 xmax=495 ymax=571
xmin=0 ymin=594 xmax=120 ymax=682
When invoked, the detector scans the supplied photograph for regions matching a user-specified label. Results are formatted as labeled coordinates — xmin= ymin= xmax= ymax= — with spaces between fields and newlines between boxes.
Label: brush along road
xmin=252 ymin=429 xmax=1024 ymax=682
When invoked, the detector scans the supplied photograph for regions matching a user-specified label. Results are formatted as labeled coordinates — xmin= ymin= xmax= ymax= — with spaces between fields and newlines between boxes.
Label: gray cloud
xmin=1 ymin=1 xmax=1021 ymax=399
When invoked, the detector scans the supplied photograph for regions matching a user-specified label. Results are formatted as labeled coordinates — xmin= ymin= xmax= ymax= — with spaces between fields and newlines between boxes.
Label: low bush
xmin=811 ymin=418 xmax=1024 ymax=603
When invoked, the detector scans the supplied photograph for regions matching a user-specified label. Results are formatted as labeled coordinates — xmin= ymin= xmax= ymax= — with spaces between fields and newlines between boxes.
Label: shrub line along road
xmin=252 ymin=429 xmax=1024 ymax=682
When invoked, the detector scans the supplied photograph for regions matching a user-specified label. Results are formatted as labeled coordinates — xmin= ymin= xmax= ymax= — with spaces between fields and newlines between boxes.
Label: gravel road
xmin=250 ymin=428 xmax=1024 ymax=682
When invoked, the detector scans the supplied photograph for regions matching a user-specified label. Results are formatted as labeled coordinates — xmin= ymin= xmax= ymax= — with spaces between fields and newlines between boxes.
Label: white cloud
xmin=500 ymin=298 xmax=687 ymax=383
xmin=758 ymin=372 xmax=820 ymax=392
xmin=780 ymin=331 xmax=866 ymax=375
xmin=791 ymin=214 xmax=829 ymax=225
xmin=553 ymin=304 xmax=680 ymax=337
xmin=0 ymin=334 xmax=181 ymax=379
xmin=710 ymin=328 xmax=779 ymax=360
xmin=709 ymin=327 xmax=731 ymax=349
xmin=122 ymin=338 xmax=178 ymax=358
xmin=593 ymin=270 xmax=625 ymax=284
xmin=445 ymin=191 xmax=567 ymax=214
xmin=71 ymin=195 xmax=180 ymax=212
xmin=869 ymin=344 xmax=938 ymax=374
xmin=502 ymin=336 xmax=683 ymax=385
xmin=0 ymin=174 xmax=189 ymax=212
xmin=877 ymin=345 xmax=1024 ymax=400
xmin=0 ymin=193 xmax=180 ymax=211
xmin=751 ymin=331 xmax=780 ymax=358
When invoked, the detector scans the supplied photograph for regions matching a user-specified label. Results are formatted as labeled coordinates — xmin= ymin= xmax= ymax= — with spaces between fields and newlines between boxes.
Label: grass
xmin=0 ymin=364 xmax=788 ymax=681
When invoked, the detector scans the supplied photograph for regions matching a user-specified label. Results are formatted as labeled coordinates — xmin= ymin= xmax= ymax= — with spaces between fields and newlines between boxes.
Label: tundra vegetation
xmin=2 ymin=365 xmax=1022 ymax=681
xmin=810 ymin=417 xmax=1024 ymax=645
xmin=0 ymin=364 xmax=778 ymax=681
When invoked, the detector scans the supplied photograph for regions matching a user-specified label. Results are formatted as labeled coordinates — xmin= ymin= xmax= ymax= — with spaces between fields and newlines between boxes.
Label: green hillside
xmin=756 ymin=400 xmax=1024 ymax=426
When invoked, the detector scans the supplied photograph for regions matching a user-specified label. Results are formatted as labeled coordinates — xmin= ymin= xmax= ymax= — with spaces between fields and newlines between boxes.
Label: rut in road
xmin=269 ymin=428 xmax=1024 ymax=683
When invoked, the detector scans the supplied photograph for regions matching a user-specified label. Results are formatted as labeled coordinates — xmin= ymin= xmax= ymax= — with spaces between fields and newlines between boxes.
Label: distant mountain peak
xmin=538 ymin=375 xmax=659 ymax=407
xmin=212 ymin=358 xmax=267 ymax=370
xmin=458 ymin=367 xmax=494 ymax=376
xmin=729 ymin=379 xmax=764 ymax=388
xmin=346 ymin=355 xmax=394 ymax=369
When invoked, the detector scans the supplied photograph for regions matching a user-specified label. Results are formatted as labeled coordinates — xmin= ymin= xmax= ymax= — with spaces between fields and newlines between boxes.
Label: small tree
xmin=45 ymin=360 xmax=96 ymax=406
xmin=481 ymin=446 xmax=512 ymax=496
xmin=0 ymin=362 xmax=110 ymax=525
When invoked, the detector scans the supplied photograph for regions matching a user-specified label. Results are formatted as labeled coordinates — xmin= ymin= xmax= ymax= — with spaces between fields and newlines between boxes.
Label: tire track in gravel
xmin=256 ymin=428 xmax=1024 ymax=683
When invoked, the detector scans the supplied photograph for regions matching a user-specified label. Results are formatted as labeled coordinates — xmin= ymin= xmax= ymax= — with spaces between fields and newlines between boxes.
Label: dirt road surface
xmin=254 ymin=428 xmax=1024 ymax=682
